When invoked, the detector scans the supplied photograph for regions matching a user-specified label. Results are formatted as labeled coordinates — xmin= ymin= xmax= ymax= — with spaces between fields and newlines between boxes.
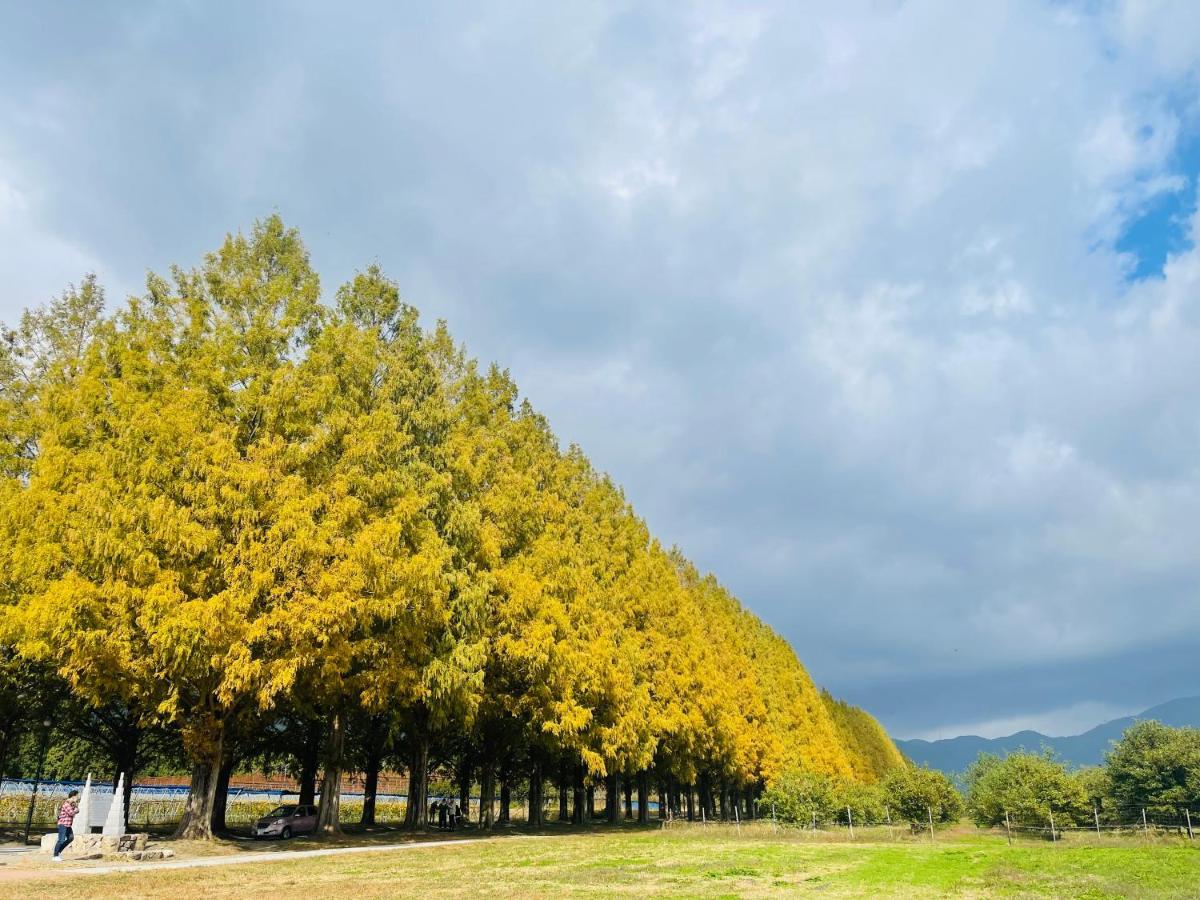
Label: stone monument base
xmin=39 ymin=831 xmax=148 ymax=857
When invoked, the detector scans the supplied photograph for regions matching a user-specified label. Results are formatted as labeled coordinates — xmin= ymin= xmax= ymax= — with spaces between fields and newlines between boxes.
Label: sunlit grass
xmin=5 ymin=822 xmax=1198 ymax=898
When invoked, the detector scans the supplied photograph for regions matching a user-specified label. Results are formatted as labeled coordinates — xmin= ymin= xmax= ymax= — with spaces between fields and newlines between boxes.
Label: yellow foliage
xmin=0 ymin=216 xmax=902 ymax=804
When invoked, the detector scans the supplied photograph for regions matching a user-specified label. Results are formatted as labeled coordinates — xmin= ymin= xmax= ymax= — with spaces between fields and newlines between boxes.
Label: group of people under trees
xmin=0 ymin=216 xmax=907 ymax=841
xmin=429 ymin=798 xmax=465 ymax=831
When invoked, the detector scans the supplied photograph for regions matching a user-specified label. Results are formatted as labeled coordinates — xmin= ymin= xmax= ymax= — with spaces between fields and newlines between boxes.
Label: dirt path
xmin=0 ymin=833 xmax=542 ymax=885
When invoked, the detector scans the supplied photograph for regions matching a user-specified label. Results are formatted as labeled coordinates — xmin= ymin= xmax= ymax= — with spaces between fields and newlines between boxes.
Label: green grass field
xmin=4 ymin=824 xmax=1197 ymax=898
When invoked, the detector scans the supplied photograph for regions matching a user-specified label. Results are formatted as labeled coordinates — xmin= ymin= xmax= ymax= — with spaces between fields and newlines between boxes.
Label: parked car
xmin=253 ymin=804 xmax=318 ymax=839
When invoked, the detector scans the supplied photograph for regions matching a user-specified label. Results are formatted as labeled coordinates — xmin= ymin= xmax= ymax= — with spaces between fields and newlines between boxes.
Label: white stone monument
xmin=102 ymin=772 xmax=126 ymax=839
xmin=76 ymin=773 xmax=93 ymax=833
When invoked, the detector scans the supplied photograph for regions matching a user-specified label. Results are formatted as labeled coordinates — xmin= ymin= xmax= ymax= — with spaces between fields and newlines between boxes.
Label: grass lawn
xmin=2 ymin=823 xmax=1196 ymax=898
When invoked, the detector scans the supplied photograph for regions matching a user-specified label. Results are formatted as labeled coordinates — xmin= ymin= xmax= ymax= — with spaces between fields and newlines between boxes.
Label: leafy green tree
xmin=1106 ymin=721 xmax=1200 ymax=819
xmin=881 ymin=764 xmax=962 ymax=825
xmin=1073 ymin=766 xmax=1111 ymax=822
xmin=833 ymin=779 xmax=887 ymax=825
xmin=965 ymin=751 xmax=1088 ymax=828
xmin=761 ymin=769 xmax=839 ymax=825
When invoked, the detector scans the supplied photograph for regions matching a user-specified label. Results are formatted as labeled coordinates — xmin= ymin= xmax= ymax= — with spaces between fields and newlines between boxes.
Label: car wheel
xmin=282 ymin=826 xmax=291 ymax=840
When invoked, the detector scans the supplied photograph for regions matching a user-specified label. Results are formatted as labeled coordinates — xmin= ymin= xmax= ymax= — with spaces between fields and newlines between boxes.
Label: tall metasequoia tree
xmin=7 ymin=219 xmax=332 ymax=838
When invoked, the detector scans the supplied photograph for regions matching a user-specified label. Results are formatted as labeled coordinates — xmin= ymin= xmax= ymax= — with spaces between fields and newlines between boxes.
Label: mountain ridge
xmin=895 ymin=696 xmax=1200 ymax=774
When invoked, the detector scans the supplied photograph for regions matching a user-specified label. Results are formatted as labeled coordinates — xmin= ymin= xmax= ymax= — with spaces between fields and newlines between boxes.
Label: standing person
xmin=437 ymin=798 xmax=447 ymax=831
xmin=52 ymin=790 xmax=80 ymax=862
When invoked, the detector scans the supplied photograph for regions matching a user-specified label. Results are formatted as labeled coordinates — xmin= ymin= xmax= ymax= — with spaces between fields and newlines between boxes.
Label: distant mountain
xmin=895 ymin=696 xmax=1200 ymax=774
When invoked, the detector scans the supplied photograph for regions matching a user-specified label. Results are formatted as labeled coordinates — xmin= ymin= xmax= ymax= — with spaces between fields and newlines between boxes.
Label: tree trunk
xmin=637 ymin=771 xmax=649 ymax=824
xmin=558 ymin=769 xmax=569 ymax=822
xmin=210 ymin=752 xmax=235 ymax=834
xmin=317 ymin=710 xmax=345 ymax=834
xmin=623 ymin=776 xmax=633 ymax=820
xmin=586 ymin=784 xmax=596 ymax=821
xmin=106 ymin=719 xmax=142 ymax=830
xmin=719 ymin=782 xmax=727 ymax=820
xmin=175 ymin=725 xmax=224 ymax=842
xmin=657 ymin=777 xmax=667 ymax=820
xmin=458 ymin=757 xmax=472 ymax=826
xmin=0 ymin=728 xmax=12 ymax=789
xmin=572 ymin=763 xmax=585 ymax=825
xmin=498 ymin=778 xmax=511 ymax=824
xmin=298 ymin=725 xmax=320 ymax=807
xmin=686 ymin=784 xmax=695 ymax=821
xmin=528 ymin=759 xmax=544 ymax=827
xmin=479 ymin=763 xmax=496 ymax=829
xmin=606 ymin=772 xmax=619 ymax=823
xmin=403 ymin=732 xmax=430 ymax=828
xmin=361 ymin=742 xmax=382 ymax=826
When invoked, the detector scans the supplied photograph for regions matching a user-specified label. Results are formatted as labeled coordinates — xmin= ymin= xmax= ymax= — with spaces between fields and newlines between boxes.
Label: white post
xmin=1004 ymin=810 xmax=1012 ymax=845
xmin=102 ymin=773 xmax=126 ymax=840
xmin=771 ymin=802 xmax=778 ymax=833
xmin=846 ymin=806 xmax=854 ymax=839
xmin=1049 ymin=809 xmax=1056 ymax=842
xmin=1185 ymin=808 xmax=1194 ymax=841
xmin=76 ymin=774 xmax=93 ymax=835
xmin=1142 ymin=808 xmax=1148 ymax=835
xmin=927 ymin=806 xmax=935 ymax=842
xmin=734 ymin=800 xmax=740 ymax=835
xmin=812 ymin=810 xmax=817 ymax=831
xmin=1094 ymin=805 xmax=1101 ymax=836
xmin=885 ymin=804 xmax=894 ymax=840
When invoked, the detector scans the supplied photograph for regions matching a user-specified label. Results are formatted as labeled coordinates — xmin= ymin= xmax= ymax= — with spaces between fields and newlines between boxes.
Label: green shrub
xmin=881 ymin=765 xmax=962 ymax=825
xmin=761 ymin=770 xmax=838 ymax=826
xmin=832 ymin=780 xmax=887 ymax=825
xmin=965 ymin=751 xmax=1088 ymax=828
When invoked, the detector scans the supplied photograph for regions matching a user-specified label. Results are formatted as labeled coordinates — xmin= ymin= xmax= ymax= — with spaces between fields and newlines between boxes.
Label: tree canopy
xmin=0 ymin=216 xmax=904 ymax=836
xmin=1105 ymin=720 xmax=1200 ymax=819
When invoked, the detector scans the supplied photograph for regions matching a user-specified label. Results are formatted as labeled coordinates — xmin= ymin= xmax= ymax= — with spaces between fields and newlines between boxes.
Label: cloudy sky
xmin=3 ymin=1 xmax=1200 ymax=740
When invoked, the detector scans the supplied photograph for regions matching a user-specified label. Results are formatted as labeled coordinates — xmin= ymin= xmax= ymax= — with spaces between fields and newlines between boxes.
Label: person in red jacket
xmin=52 ymin=790 xmax=80 ymax=861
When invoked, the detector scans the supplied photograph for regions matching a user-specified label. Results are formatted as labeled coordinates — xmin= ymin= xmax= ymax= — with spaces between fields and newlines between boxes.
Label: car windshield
xmin=266 ymin=805 xmax=297 ymax=818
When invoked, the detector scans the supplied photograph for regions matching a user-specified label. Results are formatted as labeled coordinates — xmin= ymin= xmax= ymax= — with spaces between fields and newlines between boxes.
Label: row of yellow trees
xmin=0 ymin=217 xmax=902 ymax=837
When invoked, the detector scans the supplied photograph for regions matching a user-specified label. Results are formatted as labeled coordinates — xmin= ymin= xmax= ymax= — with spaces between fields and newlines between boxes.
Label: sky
xmin=2 ymin=1 xmax=1199 ymax=741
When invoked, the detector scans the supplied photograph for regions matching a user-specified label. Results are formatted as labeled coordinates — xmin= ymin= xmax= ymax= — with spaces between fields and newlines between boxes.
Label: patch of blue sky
xmin=1117 ymin=131 xmax=1200 ymax=281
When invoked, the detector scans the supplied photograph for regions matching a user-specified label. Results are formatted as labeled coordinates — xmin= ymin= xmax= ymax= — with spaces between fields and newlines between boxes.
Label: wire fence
xmin=0 ymin=778 xmax=416 ymax=832
xmin=994 ymin=804 xmax=1199 ymax=842
xmin=0 ymin=777 xmax=652 ymax=834
xmin=4 ymin=778 xmax=1195 ymax=847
